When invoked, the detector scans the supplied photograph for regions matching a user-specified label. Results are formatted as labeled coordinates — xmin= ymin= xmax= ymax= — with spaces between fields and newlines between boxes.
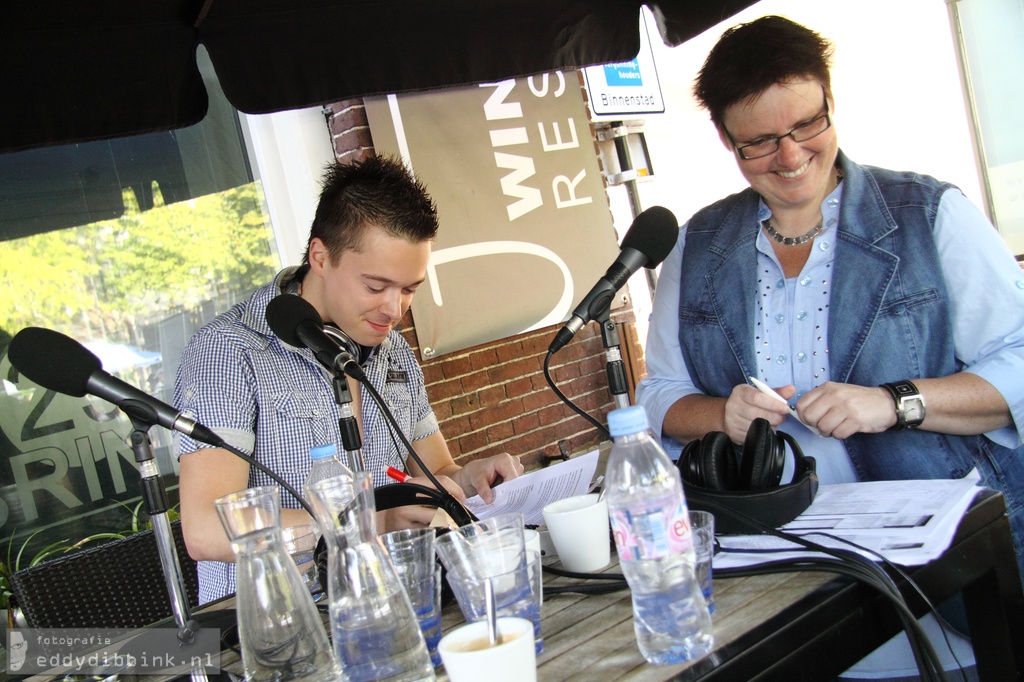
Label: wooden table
xmin=434 ymin=488 xmax=1023 ymax=682
xmin=30 ymin=489 xmax=1022 ymax=681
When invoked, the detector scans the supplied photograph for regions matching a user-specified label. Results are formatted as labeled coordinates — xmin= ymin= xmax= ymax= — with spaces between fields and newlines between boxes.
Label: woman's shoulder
xmin=689 ymin=186 xmax=759 ymax=229
xmin=858 ymin=163 xmax=956 ymax=196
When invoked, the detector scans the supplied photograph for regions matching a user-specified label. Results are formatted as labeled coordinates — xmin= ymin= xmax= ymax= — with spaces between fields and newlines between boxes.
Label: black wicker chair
xmin=10 ymin=520 xmax=200 ymax=629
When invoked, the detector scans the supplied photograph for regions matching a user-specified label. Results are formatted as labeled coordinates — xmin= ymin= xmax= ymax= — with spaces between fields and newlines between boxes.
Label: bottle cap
xmin=310 ymin=444 xmax=337 ymax=460
xmin=607 ymin=405 xmax=650 ymax=438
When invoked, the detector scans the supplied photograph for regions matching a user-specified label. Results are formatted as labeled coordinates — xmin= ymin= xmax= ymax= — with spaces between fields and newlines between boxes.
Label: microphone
xmin=265 ymin=295 xmax=366 ymax=381
xmin=7 ymin=327 xmax=224 ymax=447
xmin=549 ymin=205 xmax=679 ymax=353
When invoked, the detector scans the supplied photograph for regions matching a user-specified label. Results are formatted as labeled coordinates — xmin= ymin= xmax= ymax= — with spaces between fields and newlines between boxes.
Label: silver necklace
xmin=762 ymin=218 xmax=823 ymax=246
xmin=762 ymin=165 xmax=843 ymax=246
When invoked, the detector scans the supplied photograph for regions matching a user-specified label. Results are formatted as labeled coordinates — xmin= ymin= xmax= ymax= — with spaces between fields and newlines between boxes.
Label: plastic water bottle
xmin=305 ymin=443 xmax=353 ymax=493
xmin=605 ymin=405 xmax=713 ymax=665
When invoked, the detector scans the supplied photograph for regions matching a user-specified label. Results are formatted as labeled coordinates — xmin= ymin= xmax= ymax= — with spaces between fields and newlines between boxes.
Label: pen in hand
xmin=747 ymin=376 xmax=825 ymax=437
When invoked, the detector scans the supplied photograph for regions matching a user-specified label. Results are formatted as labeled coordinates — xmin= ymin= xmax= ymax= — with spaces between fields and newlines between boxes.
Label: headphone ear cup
xmin=680 ymin=431 xmax=738 ymax=491
xmin=740 ymin=418 xmax=787 ymax=490
xmin=701 ymin=431 xmax=739 ymax=491
xmin=323 ymin=324 xmax=362 ymax=360
xmin=679 ymin=439 xmax=704 ymax=486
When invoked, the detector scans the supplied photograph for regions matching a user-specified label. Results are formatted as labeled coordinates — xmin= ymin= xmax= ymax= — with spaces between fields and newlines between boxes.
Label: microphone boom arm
xmin=122 ymin=407 xmax=201 ymax=655
xmin=596 ymin=314 xmax=632 ymax=410
xmin=331 ymin=375 xmax=366 ymax=471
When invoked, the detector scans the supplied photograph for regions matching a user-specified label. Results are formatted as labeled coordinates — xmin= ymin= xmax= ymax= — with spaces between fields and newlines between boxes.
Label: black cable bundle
xmin=710 ymin=503 xmax=962 ymax=682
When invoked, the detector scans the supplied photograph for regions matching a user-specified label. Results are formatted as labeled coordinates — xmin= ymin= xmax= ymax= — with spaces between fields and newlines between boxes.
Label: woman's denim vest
xmin=677 ymin=150 xmax=1024 ymax=574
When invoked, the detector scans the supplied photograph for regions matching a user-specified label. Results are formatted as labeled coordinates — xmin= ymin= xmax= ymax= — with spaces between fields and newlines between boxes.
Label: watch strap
xmin=880 ymin=380 xmax=924 ymax=430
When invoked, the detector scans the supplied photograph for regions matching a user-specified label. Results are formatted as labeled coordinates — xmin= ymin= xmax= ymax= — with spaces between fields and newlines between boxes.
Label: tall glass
xmin=307 ymin=472 xmax=435 ymax=682
xmin=214 ymin=486 xmax=339 ymax=682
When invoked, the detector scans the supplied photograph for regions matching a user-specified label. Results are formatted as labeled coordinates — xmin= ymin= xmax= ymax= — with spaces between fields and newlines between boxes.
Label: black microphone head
xmin=620 ymin=205 xmax=679 ymax=268
xmin=266 ymin=294 xmax=321 ymax=347
xmin=8 ymin=327 xmax=101 ymax=396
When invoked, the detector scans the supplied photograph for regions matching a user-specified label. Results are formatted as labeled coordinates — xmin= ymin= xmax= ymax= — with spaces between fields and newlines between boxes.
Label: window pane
xmin=953 ymin=0 xmax=1024 ymax=253
xmin=0 ymin=62 xmax=279 ymax=561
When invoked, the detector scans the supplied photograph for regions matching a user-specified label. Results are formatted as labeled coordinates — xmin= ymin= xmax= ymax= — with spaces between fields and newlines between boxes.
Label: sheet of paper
xmin=714 ymin=471 xmax=983 ymax=569
xmin=464 ymin=448 xmax=600 ymax=526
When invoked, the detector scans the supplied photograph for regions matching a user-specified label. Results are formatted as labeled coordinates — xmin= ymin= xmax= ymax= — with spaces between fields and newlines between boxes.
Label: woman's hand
xmin=722 ymin=383 xmax=793 ymax=443
xmin=796 ymin=381 xmax=896 ymax=438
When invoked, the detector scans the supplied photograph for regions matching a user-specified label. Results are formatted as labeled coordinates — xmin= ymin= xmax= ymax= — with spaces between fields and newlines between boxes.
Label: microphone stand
xmin=122 ymin=402 xmax=208 ymax=682
xmin=332 ymin=374 xmax=366 ymax=471
xmin=594 ymin=307 xmax=633 ymax=410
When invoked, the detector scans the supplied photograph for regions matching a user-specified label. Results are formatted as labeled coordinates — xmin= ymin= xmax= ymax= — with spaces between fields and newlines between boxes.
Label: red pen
xmin=386 ymin=466 xmax=410 ymax=483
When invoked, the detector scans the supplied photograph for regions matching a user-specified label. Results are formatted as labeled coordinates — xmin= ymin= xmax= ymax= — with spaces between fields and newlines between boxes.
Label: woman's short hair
xmin=304 ymin=154 xmax=439 ymax=265
xmin=693 ymin=15 xmax=834 ymax=128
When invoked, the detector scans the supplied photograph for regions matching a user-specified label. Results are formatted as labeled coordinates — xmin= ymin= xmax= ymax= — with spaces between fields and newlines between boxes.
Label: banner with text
xmin=365 ymin=74 xmax=619 ymax=358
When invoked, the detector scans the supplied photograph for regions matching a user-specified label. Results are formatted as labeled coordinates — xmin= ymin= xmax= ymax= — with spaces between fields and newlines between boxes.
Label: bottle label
xmin=610 ymin=497 xmax=692 ymax=562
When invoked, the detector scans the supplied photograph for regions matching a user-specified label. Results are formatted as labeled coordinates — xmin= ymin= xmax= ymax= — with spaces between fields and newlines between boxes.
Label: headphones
xmin=678 ymin=418 xmax=819 ymax=534
xmin=323 ymin=323 xmax=373 ymax=365
xmin=284 ymin=266 xmax=377 ymax=365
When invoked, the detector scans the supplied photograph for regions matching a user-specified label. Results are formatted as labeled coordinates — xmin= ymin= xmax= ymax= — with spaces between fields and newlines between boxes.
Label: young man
xmin=174 ymin=155 xmax=522 ymax=603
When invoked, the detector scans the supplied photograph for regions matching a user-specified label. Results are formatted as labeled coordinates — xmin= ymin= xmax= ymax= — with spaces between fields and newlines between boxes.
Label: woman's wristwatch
xmin=880 ymin=381 xmax=926 ymax=430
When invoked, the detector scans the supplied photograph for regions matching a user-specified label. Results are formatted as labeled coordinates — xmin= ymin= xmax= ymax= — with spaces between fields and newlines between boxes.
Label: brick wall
xmin=324 ymin=90 xmax=643 ymax=470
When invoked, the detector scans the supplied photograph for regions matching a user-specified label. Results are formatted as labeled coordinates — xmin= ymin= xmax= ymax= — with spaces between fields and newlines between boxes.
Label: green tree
xmin=0 ymin=182 xmax=277 ymax=339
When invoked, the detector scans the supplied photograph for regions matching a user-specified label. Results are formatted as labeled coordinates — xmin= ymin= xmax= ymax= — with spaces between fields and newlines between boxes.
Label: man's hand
xmin=378 ymin=473 xmax=466 ymax=531
xmin=406 ymin=473 xmax=467 ymax=504
xmin=454 ymin=453 xmax=524 ymax=504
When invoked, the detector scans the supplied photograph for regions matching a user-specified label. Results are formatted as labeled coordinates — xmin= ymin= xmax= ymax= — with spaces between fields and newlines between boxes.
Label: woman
xmin=635 ymin=16 xmax=1024 ymax=582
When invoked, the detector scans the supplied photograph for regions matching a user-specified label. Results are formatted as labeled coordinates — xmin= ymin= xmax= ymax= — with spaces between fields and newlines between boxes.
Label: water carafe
xmin=307 ymin=472 xmax=435 ymax=682
xmin=215 ymin=486 xmax=340 ymax=682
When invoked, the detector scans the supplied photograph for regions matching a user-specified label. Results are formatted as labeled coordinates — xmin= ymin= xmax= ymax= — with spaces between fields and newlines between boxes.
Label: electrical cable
xmin=717 ymin=556 xmax=949 ymax=682
xmin=802 ymin=532 xmax=971 ymax=680
xmin=543 ymin=350 xmax=611 ymax=440
xmin=541 ymin=563 xmax=628 ymax=595
xmin=359 ymin=375 xmax=476 ymax=523
xmin=541 ymin=564 xmax=625 ymax=582
xmin=218 ymin=441 xmax=317 ymax=521
xmin=708 ymin=503 xmax=953 ymax=682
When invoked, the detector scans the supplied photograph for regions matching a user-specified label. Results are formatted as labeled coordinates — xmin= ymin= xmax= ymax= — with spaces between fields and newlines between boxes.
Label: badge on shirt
xmin=387 ymin=369 xmax=409 ymax=384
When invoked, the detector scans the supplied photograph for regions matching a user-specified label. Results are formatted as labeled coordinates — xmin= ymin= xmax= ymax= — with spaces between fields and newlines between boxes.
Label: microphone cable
xmin=541 ymin=563 xmax=627 ymax=595
xmin=542 ymin=350 xmax=611 ymax=440
xmin=801 ymin=531 xmax=970 ymax=680
xmin=718 ymin=556 xmax=950 ymax=682
xmin=215 ymin=440 xmax=318 ymax=522
xmin=359 ymin=375 xmax=476 ymax=524
xmin=707 ymin=503 xmax=954 ymax=682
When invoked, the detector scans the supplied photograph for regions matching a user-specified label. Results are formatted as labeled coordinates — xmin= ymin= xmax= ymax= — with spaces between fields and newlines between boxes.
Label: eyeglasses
xmin=726 ymin=89 xmax=832 ymax=160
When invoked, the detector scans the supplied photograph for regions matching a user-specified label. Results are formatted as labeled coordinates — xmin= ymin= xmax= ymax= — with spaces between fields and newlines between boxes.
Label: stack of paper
xmin=464 ymin=449 xmax=600 ymax=526
xmin=714 ymin=472 xmax=983 ymax=569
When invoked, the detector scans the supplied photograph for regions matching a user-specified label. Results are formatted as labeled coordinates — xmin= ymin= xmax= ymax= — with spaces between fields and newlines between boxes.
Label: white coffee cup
xmin=541 ymin=493 xmax=611 ymax=572
xmin=438 ymin=616 xmax=537 ymax=682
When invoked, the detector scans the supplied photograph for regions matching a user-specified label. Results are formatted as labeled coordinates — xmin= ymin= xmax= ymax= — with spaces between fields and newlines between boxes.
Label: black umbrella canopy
xmin=0 ymin=0 xmax=757 ymax=153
